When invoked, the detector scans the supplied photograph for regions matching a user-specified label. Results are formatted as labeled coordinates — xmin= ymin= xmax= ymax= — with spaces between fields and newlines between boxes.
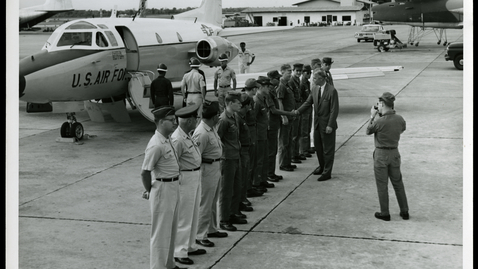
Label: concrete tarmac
xmin=15 ymin=25 xmax=468 ymax=268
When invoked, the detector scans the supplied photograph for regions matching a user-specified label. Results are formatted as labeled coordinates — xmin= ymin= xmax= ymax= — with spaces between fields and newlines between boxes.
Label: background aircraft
xmin=20 ymin=0 xmax=74 ymax=29
xmin=372 ymin=0 xmax=463 ymax=46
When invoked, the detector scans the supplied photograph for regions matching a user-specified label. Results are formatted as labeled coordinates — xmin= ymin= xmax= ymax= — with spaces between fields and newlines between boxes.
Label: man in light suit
xmin=294 ymin=68 xmax=339 ymax=181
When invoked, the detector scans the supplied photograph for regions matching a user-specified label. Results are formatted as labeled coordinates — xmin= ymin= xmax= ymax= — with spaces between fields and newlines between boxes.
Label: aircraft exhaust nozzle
xmin=20 ymin=75 xmax=26 ymax=98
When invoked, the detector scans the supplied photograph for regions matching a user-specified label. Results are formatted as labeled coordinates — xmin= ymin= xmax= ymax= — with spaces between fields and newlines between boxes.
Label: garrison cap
xmin=311 ymin=58 xmax=321 ymax=66
xmin=303 ymin=65 xmax=312 ymax=72
xmin=240 ymin=93 xmax=253 ymax=106
xmin=157 ymin=63 xmax=168 ymax=72
xmin=225 ymin=91 xmax=241 ymax=103
xmin=293 ymin=63 xmax=304 ymax=70
xmin=175 ymin=103 xmax=200 ymax=118
xmin=322 ymin=57 xmax=334 ymax=65
xmin=189 ymin=57 xmax=201 ymax=67
xmin=219 ymin=53 xmax=228 ymax=62
xmin=202 ymin=100 xmax=220 ymax=119
xmin=152 ymin=105 xmax=175 ymax=120
xmin=267 ymin=70 xmax=282 ymax=80
xmin=378 ymin=92 xmax=395 ymax=107
xmin=257 ymin=76 xmax=273 ymax=86
xmin=244 ymin=78 xmax=260 ymax=89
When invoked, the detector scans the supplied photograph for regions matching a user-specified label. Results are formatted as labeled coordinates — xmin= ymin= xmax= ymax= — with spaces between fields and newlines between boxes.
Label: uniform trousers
xmin=299 ymin=107 xmax=312 ymax=154
xmin=196 ymin=162 xmax=221 ymax=240
xmin=150 ymin=180 xmax=180 ymax=269
xmin=239 ymin=64 xmax=250 ymax=74
xmin=219 ymin=158 xmax=242 ymax=223
xmin=267 ymin=128 xmax=279 ymax=176
xmin=291 ymin=115 xmax=301 ymax=158
xmin=278 ymin=120 xmax=293 ymax=168
xmin=248 ymin=126 xmax=257 ymax=190
xmin=174 ymin=171 xmax=201 ymax=258
xmin=240 ymin=146 xmax=251 ymax=201
xmin=186 ymin=93 xmax=203 ymax=117
xmin=373 ymin=148 xmax=409 ymax=215
xmin=217 ymin=86 xmax=231 ymax=113
xmin=253 ymin=140 xmax=268 ymax=185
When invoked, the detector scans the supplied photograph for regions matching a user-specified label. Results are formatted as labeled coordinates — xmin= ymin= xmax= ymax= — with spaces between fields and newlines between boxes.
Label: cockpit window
xmin=65 ymin=21 xmax=97 ymax=29
xmin=57 ymin=32 xmax=92 ymax=47
xmin=104 ymin=31 xmax=118 ymax=47
xmin=96 ymin=32 xmax=109 ymax=47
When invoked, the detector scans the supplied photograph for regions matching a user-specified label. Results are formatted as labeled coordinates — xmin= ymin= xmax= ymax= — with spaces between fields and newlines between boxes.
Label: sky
xmin=19 ymin=0 xmax=298 ymax=10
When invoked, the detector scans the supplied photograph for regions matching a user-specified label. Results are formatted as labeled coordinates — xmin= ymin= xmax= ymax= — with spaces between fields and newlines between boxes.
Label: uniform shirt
xmin=150 ymin=76 xmax=173 ymax=105
xmin=366 ymin=110 xmax=406 ymax=148
xmin=245 ymin=99 xmax=257 ymax=143
xmin=277 ymin=79 xmax=295 ymax=118
xmin=171 ymin=126 xmax=202 ymax=170
xmin=142 ymin=130 xmax=180 ymax=178
xmin=268 ymin=88 xmax=282 ymax=131
xmin=238 ymin=49 xmax=254 ymax=66
xmin=236 ymin=110 xmax=252 ymax=146
xmin=253 ymin=92 xmax=271 ymax=140
xmin=217 ymin=109 xmax=240 ymax=159
xmin=288 ymin=75 xmax=302 ymax=108
xmin=214 ymin=66 xmax=236 ymax=87
xmin=300 ymin=76 xmax=311 ymax=102
xmin=181 ymin=69 xmax=206 ymax=93
xmin=192 ymin=121 xmax=222 ymax=159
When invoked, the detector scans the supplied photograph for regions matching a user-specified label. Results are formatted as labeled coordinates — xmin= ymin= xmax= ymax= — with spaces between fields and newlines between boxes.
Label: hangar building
xmin=241 ymin=0 xmax=375 ymax=27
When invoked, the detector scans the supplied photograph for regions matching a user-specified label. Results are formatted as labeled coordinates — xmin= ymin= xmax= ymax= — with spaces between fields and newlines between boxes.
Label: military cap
xmin=257 ymin=76 xmax=273 ymax=86
xmin=240 ymin=93 xmax=253 ymax=106
xmin=175 ymin=103 xmax=200 ymax=118
xmin=378 ymin=92 xmax=395 ymax=107
xmin=240 ymin=42 xmax=246 ymax=46
xmin=189 ymin=57 xmax=201 ymax=67
xmin=293 ymin=63 xmax=304 ymax=70
xmin=244 ymin=78 xmax=260 ymax=89
xmin=219 ymin=53 xmax=228 ymax=62
xmin=311 ymin=58 xmax=322 ymax=66
xmin=225 ymin=91 xmax=241 ymax=103
xmin=202 ymin=100 xmax=219 ymax=119
xmin=267 ymin=70 xmax=282 ymax=79
xmin=157 ymin=63 xmax=167 ymax=71
xmin=322 ymin=57 xmax=334 ymax=65
xmin=303 ymin=65 xmax=312 ymax=72
xmin=152 ymin=105 xmax=175 ymax=120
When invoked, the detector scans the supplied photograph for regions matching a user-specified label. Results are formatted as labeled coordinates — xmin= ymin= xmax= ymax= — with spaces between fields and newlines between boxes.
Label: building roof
xmin=292 ymin=0 xmax=375 ymax=6
xmin=242 ymin=6 xmax=362 ymax=13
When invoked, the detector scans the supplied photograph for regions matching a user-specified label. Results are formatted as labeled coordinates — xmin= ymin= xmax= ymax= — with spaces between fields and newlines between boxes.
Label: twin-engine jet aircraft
xmin=372 ymin=0 xmax=463 ymax=46
xmin=19 ymin=0 xmax=402 ymax=140
xmin=20 ymin=0 xmax=74 ymax=29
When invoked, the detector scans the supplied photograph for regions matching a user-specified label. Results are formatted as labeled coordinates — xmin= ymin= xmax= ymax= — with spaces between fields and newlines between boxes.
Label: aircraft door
xmin=115 ymin=26 xmax=140 ymax=71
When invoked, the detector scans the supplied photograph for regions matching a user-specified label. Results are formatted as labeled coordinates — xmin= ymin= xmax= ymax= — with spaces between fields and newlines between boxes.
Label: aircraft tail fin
xmin=174 ymin=0 xmax=223 ymax=26
xmin=137 ymin=0 xmax=147 ymax=18
xmin=37 ymin=0 xmax=74 ymax=11
xmin=110 ymin=5 xmax=118 ymax=18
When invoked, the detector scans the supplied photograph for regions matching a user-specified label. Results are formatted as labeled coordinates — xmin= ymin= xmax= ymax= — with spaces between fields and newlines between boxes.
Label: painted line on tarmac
xmin=19 ymin=215 xmax=150 ymax=226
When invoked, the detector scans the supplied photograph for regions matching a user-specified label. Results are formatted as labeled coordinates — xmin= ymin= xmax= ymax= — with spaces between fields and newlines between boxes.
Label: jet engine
xmin=195 ymin=36 xmax=239 ymax=66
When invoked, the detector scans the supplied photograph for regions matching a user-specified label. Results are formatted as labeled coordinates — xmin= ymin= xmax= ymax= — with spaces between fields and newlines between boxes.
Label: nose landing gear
xmin=60 ymin=113 xmax=84 ymax=140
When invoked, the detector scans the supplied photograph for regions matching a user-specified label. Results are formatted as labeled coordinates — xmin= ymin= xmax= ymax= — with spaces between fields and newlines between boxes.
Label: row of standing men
xmin=143 ymin=55 xmax=340 ymax=269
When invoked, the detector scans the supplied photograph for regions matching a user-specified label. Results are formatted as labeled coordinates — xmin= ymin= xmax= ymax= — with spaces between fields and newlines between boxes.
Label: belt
xmin=181 ymin=167 xmax=201 ymax=172
xmin=376 ymin=147 xmax=397 ymax=150
xmin=202 ymin=158 xmax=221 ymax=164
xmin=188 ymin=92 xmax=202 ymax=94
xmin=156 ymin=176 xmax=179 ymax=182
xmin=219 ymin=85 xmax=230 ymax=88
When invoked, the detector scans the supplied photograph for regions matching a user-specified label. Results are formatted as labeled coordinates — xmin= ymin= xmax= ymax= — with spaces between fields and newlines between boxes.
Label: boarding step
xmin=127 ymin=70 xmax=155 ymax=122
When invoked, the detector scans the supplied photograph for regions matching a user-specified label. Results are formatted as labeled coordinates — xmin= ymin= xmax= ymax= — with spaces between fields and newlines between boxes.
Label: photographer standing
xmin=366 ymin=92 xmax=409 ymax=221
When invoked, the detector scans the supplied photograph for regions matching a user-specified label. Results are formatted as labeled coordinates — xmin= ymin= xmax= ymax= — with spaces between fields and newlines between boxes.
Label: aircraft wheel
xmin=377 ymin=45 xmax=386 ymax=52
xmin=357 ymin=39 xmax=361 ymax=43
xmin=71 ymin=122 xmax=84 ymax=140
xmin=60 ymin=122 xmax=71 ymax=138
xmin=415 ymin=42 xmax=419 ymax=46
xmin=453 ymin=54 xmax=463 ymax=70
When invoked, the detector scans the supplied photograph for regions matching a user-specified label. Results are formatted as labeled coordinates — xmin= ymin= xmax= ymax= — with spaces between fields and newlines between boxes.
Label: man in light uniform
xmin=193 ymin=101 xmax=228 ymax=248
xmin=237 ymin=42 xmax=255 ymax=74
xmin=181 ymin=58 xmax=206 ymax=115
xmin=171 ymin=103 xmax=206 ymax=265
xmin=214 ymin=53 xmax=237 ymax=113
xmin=141 ymin=106 xmax=185 ymax=269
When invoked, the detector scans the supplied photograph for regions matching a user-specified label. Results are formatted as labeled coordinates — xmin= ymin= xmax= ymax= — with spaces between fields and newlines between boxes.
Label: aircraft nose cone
xmin=20 ymin=74 xmax=26 ymax=98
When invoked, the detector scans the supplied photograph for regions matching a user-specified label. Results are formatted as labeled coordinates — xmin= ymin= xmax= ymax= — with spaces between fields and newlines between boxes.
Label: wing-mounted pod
xmin=195 ymin=36 xmax=239 ymax=66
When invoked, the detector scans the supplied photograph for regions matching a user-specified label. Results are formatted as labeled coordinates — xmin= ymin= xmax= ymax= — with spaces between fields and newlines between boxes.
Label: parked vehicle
xmin=354 ymin=24 xmax=385 ymax=42
xmin=444 ymin=42 xmax=463 ymax=70
xmin=373 ymin=30 xmax=406 ymax=52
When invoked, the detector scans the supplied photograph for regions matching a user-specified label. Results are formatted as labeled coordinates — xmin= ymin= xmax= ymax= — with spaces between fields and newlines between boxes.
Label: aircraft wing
xmin=217 ymin=26 xmax=295 ymax=38
xmin=204 ymin=66 xmax=403 ymax=90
